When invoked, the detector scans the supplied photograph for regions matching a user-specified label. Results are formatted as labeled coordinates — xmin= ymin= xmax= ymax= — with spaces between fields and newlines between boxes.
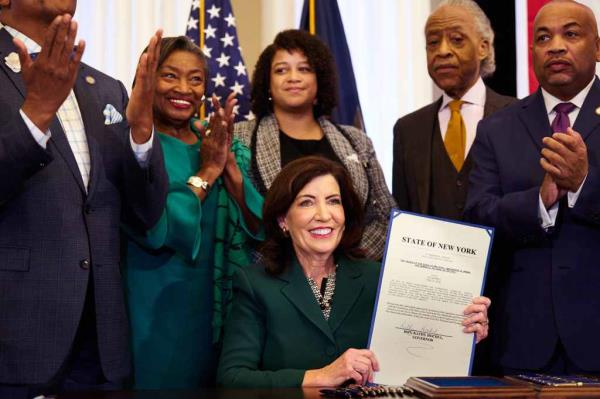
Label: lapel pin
xmin=595 ymin=106 xmax=600 ymax=116
xmin=85 ymin=75 xmax=96 ymax=85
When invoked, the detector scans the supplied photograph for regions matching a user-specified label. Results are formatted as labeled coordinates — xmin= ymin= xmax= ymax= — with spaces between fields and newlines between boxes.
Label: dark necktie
xmin=551 ymin=102 xmax=576 ymax=133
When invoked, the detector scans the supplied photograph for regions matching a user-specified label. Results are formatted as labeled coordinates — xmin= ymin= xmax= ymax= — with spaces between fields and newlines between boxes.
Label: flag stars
xmin=224 ymin=13 xmax=236 ymax=27
xmin=211 ymin=73 xmax=226 ymax=88
xmin=202 ymin=46 xmax=212 ymax=58
xmin=207 ymin=4 xmax=221 ymax=19
xmin=216 ymin=52 xmax=230 ymax=67
xmin=233 ymin=61 xmax=246 ymax=76
xmin=232 ymin=104 xmax=240 ymax=115
xmin=230 ymin=81 xmax=244 ymax=96
xmin=244 ymin=111 xmax=255 ymax=121
xmin=187 ymin=16 xmax=198 ymax=31
xmin=191 ymin=0 xmax=200 ymax=10
xmin=220 ymin=32 xmax=235 ymax=48
xmin=204 ymin=24 xmax=216 ymax=39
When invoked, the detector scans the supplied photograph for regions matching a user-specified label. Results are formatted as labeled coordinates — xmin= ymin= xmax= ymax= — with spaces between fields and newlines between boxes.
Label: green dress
xmin=123 ymin=129 xmax=263 ymax=389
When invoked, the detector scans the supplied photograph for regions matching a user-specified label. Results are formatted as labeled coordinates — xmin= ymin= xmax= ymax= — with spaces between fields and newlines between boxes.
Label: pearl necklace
xmin=306 ymin=265 xmax=337 ymax=320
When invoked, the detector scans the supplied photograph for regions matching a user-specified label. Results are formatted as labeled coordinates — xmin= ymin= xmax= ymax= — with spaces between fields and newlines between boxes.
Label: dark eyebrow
xmin=536 ymin=21 xmax=582 ymax=33
xmin=159 ymin=64 xmax=204 ymax=74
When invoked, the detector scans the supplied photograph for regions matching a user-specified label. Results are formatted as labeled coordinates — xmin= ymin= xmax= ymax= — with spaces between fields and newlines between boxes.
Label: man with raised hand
xmin=0 ymin=0 xmax=167 ymax=396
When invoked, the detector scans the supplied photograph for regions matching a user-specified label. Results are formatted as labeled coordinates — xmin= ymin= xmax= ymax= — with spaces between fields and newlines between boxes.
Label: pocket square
xmin=103 ymin=104 xmax=123 ymax=125
xmin=4 ymin=52 xmax=20 ymax=73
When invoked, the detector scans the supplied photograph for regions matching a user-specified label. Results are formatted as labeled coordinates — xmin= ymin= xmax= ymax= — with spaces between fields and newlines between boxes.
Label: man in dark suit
xmin=0 ymin=1 xmax=167 ymax=396
xmin=466 ymin=0 xmax=600 ymax=374
xmin=393 ymin=0 xmax=514 ymax=221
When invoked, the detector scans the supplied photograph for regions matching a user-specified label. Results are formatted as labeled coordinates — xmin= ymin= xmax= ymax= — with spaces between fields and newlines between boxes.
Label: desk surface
xmin=56 ymin=388 xmax=418 ymax=399
xmin=54 ymin=387 xmax=600 ymax=399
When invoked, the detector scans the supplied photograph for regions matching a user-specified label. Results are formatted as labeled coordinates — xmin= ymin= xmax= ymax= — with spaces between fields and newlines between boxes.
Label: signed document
xmin=368 ymin=210 xmax=493 ymax=385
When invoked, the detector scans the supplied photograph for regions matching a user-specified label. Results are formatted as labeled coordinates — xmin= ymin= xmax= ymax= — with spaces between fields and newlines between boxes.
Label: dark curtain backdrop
xmin=475 ymin=0 xmax=517 ymax=97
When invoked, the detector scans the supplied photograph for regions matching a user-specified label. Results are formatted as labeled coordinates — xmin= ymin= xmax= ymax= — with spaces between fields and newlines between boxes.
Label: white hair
xmin=433 ymin=0 xmax=496 ymax=77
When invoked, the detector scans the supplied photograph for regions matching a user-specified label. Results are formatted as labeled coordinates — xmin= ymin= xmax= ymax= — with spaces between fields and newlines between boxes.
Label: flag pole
xmin=309 ymin=0 xmax=316 ymax=34
xmin=199 ymin=0 xmax=206 ymax=119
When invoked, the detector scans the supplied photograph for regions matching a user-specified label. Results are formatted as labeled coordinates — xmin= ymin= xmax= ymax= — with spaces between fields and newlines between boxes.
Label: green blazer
xmin=217 ymin=256 xmax=381 ymax=388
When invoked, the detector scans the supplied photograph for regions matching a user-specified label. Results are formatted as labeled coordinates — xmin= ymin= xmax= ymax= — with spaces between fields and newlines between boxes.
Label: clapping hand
xmin=198 ymin=94 xmax=231 ymax=180
xmin=128 ymin=30 xmax=162 ymax=144
xmin=18 ymin=14 xmax=85 ymax=132
xmin=540 ymin=127 xmax=588 ymax=193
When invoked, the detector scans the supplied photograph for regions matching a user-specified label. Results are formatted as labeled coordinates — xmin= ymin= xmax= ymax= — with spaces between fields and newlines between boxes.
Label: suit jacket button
xmin=39 ymin=162 xmax=46 ymax=167
xmin=80 ymin=259 xmax=90 ymax=270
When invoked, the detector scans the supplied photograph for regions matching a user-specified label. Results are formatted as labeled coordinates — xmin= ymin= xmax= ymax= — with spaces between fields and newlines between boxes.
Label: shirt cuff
xmin=567 ymin=174 xmax=587 ymax=208
xmin=129 ymin=128 xmax=154 ymax=167
xmin=538 ymin=194 xmax=559 ymax=229
xmin=20 ymin=109 xmax=51 ymax=149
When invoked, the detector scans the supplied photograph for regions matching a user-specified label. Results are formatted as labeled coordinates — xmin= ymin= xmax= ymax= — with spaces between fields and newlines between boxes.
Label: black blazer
xmin=0 ymin=29 xmax=168 ymax=384
xmin=392 ymin=87 xmax=515 ymax=215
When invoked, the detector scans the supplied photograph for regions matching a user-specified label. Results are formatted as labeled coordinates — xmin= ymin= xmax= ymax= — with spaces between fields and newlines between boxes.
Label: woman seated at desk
xmin=217 ymin=156 xmax=490 ymax=388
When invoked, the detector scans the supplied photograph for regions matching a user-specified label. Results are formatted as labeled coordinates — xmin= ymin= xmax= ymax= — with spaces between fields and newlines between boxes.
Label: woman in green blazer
xmin=217 ymin=156 xmax=490 ymax=388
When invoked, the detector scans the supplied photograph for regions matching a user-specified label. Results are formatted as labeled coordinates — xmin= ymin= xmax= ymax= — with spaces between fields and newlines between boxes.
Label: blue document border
xmin=367 ymin=209 xmax=495 ymax=377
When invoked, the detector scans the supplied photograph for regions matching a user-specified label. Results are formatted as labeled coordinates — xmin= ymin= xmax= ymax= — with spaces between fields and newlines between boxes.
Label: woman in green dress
xmin=123 ymin=36 xmax=263 ymax=389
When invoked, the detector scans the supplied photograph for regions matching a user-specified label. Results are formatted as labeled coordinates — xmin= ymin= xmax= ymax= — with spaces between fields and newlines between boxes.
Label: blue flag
xmin=186 ymin=0 xmax=254 ymax=121
xmin=300 ymin=0 xmax=364 ymax=130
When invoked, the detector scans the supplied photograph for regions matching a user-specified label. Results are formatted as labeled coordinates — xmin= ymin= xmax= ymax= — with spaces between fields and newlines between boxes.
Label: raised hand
xmin=462 ymin=296 xmax=491 ymax=344
xmin=19 ymin=14 xmax=85 ymax=132
xmin=303 ymin=348 xmax=380 ymax=387
xmin=128 ymin=29 xmax=162 ymax=144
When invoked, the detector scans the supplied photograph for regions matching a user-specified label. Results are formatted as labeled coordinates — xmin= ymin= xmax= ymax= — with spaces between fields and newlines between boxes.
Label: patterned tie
xmin=551 ymin=102 xmax=576 ymax=133
xmin=444 ymin=99 xmax=466 ymax=171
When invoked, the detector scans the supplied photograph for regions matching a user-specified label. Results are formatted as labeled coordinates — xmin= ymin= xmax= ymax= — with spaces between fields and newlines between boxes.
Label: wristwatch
xmin=187 ymin=176 xmax=210 ymax=192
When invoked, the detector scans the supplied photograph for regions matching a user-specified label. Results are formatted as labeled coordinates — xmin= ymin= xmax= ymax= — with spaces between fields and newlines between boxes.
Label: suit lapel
xmin=0 ymin=29 xmax=26 ymax=97
xmin=279 ymin=259 xmax=336 ymax=344
xmin=484 ymin=88 xmax=502 ymax=117
xmin=328 ymin=258 xmax=364 ymax=333
xmin=73 ymin=66 xmax=104 ymax=199
xmin=414 ymin=99 xmax=440 ymax=214
xmin=573 ymin=78 xmax=600 ymax=141
xmin=321 ymin=119 xmax=368 ymax=206
xmin=518 ymin=89 xmax=551 ymax=150
xmin=255 ymin=115 xmax=282 ymax=190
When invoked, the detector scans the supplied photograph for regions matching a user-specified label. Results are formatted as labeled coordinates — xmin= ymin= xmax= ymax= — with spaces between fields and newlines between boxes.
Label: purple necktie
xmin=551 ymin=102 xmax=576 ymax=133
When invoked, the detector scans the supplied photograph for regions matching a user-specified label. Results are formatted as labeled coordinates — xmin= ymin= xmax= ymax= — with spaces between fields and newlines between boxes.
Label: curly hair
xmin=259 ymin=156 xmax=365 ymax=275
xmin=251 ymin=29 xmax=338 ymax=119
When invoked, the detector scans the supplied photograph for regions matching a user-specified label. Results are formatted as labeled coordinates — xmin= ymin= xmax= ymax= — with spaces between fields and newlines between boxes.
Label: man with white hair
xmin=392 ymin=0 xmax=514 ymax=221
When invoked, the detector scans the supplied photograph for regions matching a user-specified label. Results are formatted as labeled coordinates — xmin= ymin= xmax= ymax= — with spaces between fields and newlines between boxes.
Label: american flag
xmin=185 ymin=0 xmax=254 ymax=122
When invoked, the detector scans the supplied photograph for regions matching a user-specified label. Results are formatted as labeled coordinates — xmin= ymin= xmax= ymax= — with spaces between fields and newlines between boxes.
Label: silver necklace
xmin=306 ymin=265 xmax=337 ymax=320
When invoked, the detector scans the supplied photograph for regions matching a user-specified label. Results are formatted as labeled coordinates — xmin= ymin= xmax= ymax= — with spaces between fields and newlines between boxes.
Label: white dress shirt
xmin=537 ymin=77 xmax=594 ymax=228
xmin=1 ymin=24 xmax=153 ymax=190
xmin=438 ymin=77 xmax=486 ymax=157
